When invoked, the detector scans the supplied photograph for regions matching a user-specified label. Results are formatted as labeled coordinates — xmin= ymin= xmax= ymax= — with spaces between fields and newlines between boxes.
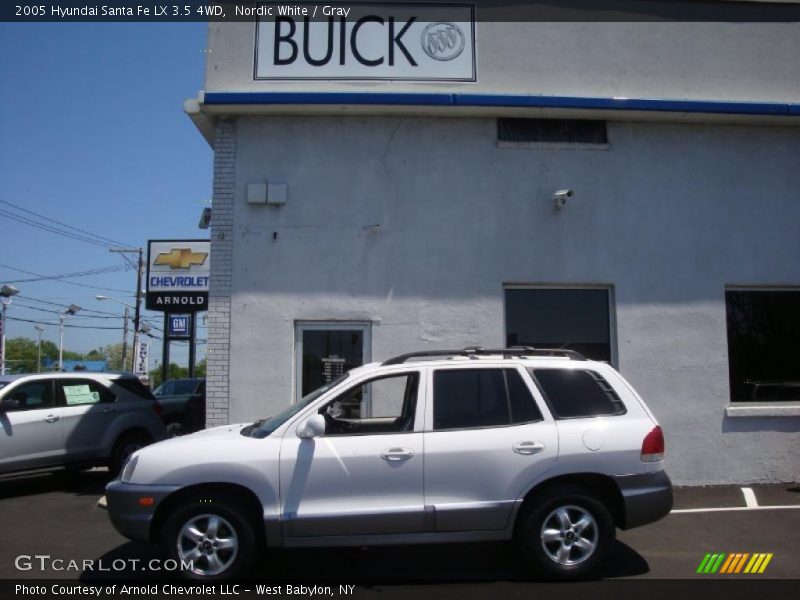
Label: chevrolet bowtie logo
xmin=154 ymin=249 xmax=208 ymax=270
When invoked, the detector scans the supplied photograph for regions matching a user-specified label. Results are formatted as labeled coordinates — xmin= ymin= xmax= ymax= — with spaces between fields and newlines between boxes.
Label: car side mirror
xmin=297 ymin=414 xmax=326 ymax=439
xmin=1 ymin=397 xmax=21 ymax=411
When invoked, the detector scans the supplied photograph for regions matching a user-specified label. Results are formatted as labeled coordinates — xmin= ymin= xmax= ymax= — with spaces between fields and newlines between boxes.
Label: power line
xmin=0 ymin=264 xmax=128 ymax=284
xmin=7 ymin=316 xmax=125 ymax=330
xmin=0 ymin=263 xmax=131 ymax=294
xmin=0 ymin=199 xmax=131 ymax=247
xmin=13 ymin=302 xmax=126 ymax=320
xmin=16 ymin=294 xmax=124 ymax=317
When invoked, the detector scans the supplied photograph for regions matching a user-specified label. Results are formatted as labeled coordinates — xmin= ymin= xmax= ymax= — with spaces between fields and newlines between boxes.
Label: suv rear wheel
xmin=109 ymin=431 xmax=151 ymax=477
xmin=160 ymin=494 xmax=259 ymax=580
xmin=516 ymin=484 xmax=615 ymax=580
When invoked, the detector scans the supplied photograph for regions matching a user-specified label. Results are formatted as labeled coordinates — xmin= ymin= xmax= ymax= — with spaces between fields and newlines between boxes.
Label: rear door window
xmin=59 ymin=379 xmax=115 ymax=406
xmin=433 ymin=368 xmax=542 ymax=430
xmin=530 ymin=369 xmax=625 ymax=419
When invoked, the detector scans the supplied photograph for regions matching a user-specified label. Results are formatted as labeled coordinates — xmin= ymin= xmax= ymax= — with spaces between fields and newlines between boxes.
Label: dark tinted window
xmin=3 ymin=380 xmax=54 ymax=411
xmin=498 ymin=118 xmax=608 ymax=144
xmin=433 ymin=369 xmax=541 ymax=430
xmin=532 ymin=369 xmax=625 ymax=418
xmin=505 ymin=288 xmax=612 ymax=363
xmin=726 ymin=290 xmax=800 ymax=403
xmin=114 ymin=377 xmax=155 ymax=400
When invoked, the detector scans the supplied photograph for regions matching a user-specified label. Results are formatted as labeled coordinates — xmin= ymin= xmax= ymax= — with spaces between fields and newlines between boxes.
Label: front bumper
xmin=104 ymin=480 xmax=180 ymax=543
xmin=614 ymin=470 xmax=673 ymax=529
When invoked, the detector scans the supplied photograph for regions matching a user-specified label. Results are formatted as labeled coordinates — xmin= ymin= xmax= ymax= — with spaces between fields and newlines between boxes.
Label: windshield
xmin=0 ymin=383 xmax=6 ymax=391
xmin=244 ymin=373 xmax=349 ymax=439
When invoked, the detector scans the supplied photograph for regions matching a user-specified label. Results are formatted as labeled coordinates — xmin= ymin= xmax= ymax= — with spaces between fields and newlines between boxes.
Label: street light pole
xmin=35 ymin=325 xmax=44 ymax=373
xmin=0 ymin=285 xmax=20 ymax=376
xmin=58 ymin=304 xmax=81 ymax=371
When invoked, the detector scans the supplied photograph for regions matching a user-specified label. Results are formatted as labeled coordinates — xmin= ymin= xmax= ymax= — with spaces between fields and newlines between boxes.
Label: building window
xmin=497 ymin=118 xmax=608 ymax=145
xmin=294 ymin=322 xmax=371 ymax=402
xmin=505 ymin=287 xmax=614 ymax=363
xmin=725 ymin=289 xmax=800 ymax=403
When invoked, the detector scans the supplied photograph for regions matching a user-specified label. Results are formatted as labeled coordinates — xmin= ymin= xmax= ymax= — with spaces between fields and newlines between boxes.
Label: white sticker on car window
xmin=64 ymin=384 xmax=100 ymax=406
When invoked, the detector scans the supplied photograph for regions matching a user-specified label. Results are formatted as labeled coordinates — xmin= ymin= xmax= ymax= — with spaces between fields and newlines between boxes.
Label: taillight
xmin=641 ymin=426 xmax=664 ymax=462
xmin=152 ymin=401 xmax=163 ymax=417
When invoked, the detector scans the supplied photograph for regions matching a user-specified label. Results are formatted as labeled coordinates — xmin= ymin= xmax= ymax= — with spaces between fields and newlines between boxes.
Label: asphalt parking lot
xmin=0 ymin=470 xmax=797 ymax=589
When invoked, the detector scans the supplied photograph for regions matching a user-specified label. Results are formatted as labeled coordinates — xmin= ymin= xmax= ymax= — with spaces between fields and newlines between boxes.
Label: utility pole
xmin=121 ymin=306 xmax=129 ymax=372
xmin=110 ymin=247 xmax=143 ymax=373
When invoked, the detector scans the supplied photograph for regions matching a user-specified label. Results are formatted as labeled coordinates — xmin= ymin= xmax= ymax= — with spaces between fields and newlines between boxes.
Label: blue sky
xmin=0 ymin=23 xmax=212 ymax=368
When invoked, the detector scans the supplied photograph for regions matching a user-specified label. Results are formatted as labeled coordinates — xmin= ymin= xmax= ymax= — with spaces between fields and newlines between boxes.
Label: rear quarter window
xmin=530 ymin=368 xmax=626 ymax=419
xmin=113 ymin=377 xmax=155 ymax=400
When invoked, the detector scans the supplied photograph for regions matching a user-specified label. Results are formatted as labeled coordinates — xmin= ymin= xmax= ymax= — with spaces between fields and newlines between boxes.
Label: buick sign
xmin=421 ymin=23 xmax=465 ymax=61
xmin=255 ymin=3 xmax=476 ymax=81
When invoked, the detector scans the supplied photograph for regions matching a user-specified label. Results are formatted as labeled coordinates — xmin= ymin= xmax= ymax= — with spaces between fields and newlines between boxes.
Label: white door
xmin=0 ymin=379 xmax=64 ymax=472
xmin=280 ymin=371 xmax=426 ymax=537
xmin=59 ymin=378 xmax=117 ymax=460
xmin=423 ymin=366 xmax=558 ymax=531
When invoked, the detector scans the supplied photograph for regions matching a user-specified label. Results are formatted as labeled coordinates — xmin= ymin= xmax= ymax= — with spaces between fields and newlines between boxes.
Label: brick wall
xmin=205 ymin=119 xmax=236 ymax=427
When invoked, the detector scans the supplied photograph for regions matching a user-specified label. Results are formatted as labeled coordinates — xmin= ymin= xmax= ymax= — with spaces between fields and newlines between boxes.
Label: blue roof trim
xmin=203 ymin=92 xmax=799 ymax=117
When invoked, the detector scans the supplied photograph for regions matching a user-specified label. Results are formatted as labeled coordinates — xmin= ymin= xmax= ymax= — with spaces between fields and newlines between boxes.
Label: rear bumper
xmin=104 ymin=480 xmax=180 ymax=543
xmin=614 ymin=470 xmax=673 ymax=529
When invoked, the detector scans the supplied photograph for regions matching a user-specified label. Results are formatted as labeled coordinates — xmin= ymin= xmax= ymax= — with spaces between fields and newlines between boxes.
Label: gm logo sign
xmin=169 ymin=315 xmax=190 ymax=338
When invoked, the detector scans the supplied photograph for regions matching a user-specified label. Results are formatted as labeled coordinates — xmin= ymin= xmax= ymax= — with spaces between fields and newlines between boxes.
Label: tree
xmin=3 ymin=337 xmax=82 ymax=373
xmin=148 ymin=363 xmax=190 ymax=388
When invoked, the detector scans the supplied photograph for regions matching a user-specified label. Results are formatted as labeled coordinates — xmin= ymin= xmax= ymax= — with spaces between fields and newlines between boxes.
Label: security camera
xmin=553 ymin=189 xmax=574 ymax=212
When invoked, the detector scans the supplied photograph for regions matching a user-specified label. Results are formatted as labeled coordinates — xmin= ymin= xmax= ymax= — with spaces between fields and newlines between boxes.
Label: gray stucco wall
xmin=206 ymin=115 xmax=800 ymax=485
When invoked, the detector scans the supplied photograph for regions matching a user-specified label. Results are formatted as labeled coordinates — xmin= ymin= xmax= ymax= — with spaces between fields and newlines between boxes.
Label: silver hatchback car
xmin=0 ymin=372 xmax=167 ymax=477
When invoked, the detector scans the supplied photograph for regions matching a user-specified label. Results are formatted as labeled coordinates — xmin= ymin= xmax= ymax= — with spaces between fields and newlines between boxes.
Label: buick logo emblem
xmin=421 ymin=22 xmax=465 ymax=61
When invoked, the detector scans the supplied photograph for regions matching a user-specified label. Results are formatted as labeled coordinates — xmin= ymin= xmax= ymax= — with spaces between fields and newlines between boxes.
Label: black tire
xmin=516 ymin=485 xmax=615 ymax=580
xmin=160 ymin=494 xmax=259 ymax=580
xmin=108 ymin=431 xmax=151 ymax=477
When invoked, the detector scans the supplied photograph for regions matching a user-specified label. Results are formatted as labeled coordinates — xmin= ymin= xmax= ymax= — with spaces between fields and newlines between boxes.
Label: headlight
xmin=120 ymin=454 xmax=139 ymax=483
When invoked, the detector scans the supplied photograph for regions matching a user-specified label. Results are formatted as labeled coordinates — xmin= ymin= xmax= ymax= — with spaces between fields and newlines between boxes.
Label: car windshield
xmin=0 ymin=383 xmax=6 ymax=391
xmin=243 ymin=373 xmax=349 ymax=439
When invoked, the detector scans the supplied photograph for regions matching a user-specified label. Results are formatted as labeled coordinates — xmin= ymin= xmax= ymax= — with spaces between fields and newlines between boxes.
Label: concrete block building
xmin=186 ymin=2 xmax=800 ymax=485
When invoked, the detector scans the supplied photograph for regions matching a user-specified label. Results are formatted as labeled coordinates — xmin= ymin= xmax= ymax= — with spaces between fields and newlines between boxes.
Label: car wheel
xmin=516 ymin=485 xmax=615 ymax=580
xmin=161 ymin=494 xmax=259 ymax=580
xmin=109 ymin=431 xmax=151 ymax=477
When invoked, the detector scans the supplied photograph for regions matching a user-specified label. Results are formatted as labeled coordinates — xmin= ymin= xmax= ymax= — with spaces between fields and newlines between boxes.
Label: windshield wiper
xmin=241 ymin=417 xmax=270 ymax=437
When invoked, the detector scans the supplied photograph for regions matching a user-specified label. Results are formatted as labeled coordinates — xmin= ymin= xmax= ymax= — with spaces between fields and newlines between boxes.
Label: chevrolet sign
xmin=146 ymin=240 xmax=210 ymax=312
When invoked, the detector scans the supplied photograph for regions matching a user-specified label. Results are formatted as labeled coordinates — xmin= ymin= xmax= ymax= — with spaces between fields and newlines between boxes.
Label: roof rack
xmin=382 ymin=346 xmax=586 ymax=366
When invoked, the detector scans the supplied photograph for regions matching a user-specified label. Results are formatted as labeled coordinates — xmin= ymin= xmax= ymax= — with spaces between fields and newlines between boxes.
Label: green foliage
xmin=3 ymin=337 xmax=87 ymax=373
xmin=148 ymin=363 xmax=190 ymax=388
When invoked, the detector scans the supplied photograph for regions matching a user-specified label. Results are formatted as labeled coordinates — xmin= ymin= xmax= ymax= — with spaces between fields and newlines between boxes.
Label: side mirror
xmin=1 ymin=397 xmax=21 ymax=411
xmin=297 ymin=414 xmax=326 ymax=439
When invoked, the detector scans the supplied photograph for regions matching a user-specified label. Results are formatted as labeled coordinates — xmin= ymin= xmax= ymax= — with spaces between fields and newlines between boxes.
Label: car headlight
xmin=120 ymin=454 xmax=139 ymax=483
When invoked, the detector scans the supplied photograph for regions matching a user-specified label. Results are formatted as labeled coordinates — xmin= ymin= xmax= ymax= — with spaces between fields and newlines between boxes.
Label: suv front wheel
xmin=516 ymin=485 xmax=615 ymax=580
xmin=161 ymin=494 xmax=259 ymax=580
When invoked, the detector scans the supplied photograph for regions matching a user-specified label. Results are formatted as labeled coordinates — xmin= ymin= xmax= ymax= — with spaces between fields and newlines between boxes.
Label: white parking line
xmin=741 ymin=486 xmax=758 ymax=508
xmin=671 ymin=505 xmax=800 ymax=514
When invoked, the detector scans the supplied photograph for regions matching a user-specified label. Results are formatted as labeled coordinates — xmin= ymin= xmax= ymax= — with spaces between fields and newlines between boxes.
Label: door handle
xmin=513 ymin=441 xmax=545 ymax=455
xmin=44 ymin=414 xmax=60 ymax=423
xmin=381 ymin=448 xmax=414 ymax=461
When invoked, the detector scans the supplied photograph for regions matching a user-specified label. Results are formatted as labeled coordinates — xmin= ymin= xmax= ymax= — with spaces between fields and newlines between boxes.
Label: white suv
xmin=104 ymin=347 xmax=672 ymax=580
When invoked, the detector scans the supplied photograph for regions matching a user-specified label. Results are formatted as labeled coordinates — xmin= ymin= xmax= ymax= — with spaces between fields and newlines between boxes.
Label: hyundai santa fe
xmin=103 ymin=347 xmax=672 ymax=580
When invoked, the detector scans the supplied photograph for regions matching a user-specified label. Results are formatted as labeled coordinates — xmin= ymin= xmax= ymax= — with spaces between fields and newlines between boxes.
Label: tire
xmin=160 ymin=494 xmax=259 ymax=580
xmin=516 ymin=485 xmax=615 ymax=580
xmin=108 ymin=431 xmax=152 ymax=477
xmin=166 ymin=421 xmax=185 ymax=437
